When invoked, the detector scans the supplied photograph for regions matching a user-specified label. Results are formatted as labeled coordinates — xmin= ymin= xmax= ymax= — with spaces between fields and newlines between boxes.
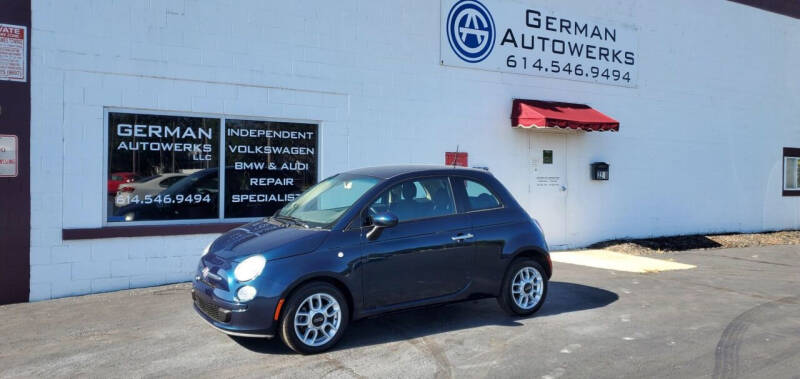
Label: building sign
xmin=224 ymin=120 xmax=318 ymax=218
xmin=441 ymin=0 xmax=638 ymax=87
xmin=0 ymin=134 xmax=18 ymax=177
xmin=0 ymin=23 xmax=26 ymax=82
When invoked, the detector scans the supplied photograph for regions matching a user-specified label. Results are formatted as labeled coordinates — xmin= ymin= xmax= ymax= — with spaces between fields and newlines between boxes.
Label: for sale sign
xmin=0 ymin=23 xmax=27 ymax=82
xmin=0 ymin=135 xmax=18 ymax=177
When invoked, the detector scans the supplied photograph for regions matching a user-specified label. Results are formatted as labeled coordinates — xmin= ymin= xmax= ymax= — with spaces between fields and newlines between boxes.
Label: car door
xmin=452 ymin=177 xmax=511 ymax=295
xmin=362 ymin=177 xmax=472 ymax=309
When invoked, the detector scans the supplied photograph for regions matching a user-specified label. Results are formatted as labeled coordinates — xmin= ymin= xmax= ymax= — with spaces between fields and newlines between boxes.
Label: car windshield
xmin=277 ymin=174 xmax=380 ymax=228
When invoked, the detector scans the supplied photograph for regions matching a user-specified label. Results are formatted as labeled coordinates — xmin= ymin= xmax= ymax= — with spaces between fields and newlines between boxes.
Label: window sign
xmin=224 ymin=119 xmax=318 ymax=218
xmin=107 ymin=112 xmax=220 ymax=222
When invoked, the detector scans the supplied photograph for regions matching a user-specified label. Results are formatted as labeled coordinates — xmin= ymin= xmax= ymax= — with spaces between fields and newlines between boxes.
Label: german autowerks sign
xmin=441 ymin=0 xmax=639 ymax=87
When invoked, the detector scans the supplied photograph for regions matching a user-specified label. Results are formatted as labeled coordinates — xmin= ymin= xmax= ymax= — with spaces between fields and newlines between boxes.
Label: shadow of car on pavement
xmin=231 ymin=281 xmax=618 ymax=354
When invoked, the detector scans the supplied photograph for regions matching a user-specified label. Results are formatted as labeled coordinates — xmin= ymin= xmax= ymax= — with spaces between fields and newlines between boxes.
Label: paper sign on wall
xmin=0 ymin=135 xmax=18 ymax=177
xmin=0 ymin=23 xmax=27 ymax=82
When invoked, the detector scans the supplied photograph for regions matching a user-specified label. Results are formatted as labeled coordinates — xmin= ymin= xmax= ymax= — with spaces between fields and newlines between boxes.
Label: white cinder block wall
xmin=29 ymin=0 xmax=800 ymax=300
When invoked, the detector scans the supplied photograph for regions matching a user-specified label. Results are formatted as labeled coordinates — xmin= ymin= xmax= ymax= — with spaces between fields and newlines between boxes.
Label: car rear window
xmin=464 ymin=179 xmax=501 ymax=211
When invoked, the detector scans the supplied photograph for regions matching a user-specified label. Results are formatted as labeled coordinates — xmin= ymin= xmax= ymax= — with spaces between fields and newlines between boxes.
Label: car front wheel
xmin=497 ymin=259 xmax=548 ymax=316
xmin=279 ymin=282 xmax=349 ymax=354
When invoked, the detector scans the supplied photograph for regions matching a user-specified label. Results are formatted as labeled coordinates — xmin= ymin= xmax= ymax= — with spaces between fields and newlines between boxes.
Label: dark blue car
xmin=192 ymin=165 xmax=551 ymax=354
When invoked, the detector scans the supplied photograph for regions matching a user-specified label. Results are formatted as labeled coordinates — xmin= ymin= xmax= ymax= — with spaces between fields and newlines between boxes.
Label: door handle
xmin=451 ymin=233 xmax=474 ymax=241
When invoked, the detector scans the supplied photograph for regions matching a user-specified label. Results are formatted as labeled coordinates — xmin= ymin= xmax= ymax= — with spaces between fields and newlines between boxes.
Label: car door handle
xmin=451 ymin=233 xmax=474 ymax=241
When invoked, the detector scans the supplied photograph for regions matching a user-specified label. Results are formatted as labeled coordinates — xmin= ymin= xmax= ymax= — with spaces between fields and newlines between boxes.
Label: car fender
xmin=499 ymin=221 xmax=551 ymax=277
xmin=268 ymin=250 xmax=362 ymax=319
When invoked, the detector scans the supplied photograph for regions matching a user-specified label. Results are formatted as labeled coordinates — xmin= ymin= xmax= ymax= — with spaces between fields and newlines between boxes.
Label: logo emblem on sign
xmin=446 ymin=0 xmax=495 ymax=63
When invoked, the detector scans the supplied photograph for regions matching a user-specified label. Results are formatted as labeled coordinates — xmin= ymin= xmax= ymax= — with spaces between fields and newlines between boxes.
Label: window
xmin=786 ymin=157 xmax=798 ymax=189
xmin=784 ymin=148 xmax=800 ymax=196
xmin=106 ymin=111 xmax=319 ymax=223
xmin=464 ymin=179 xmax=501 ymax=211
xmin=369 ymin=177 xmax=455 ymax=223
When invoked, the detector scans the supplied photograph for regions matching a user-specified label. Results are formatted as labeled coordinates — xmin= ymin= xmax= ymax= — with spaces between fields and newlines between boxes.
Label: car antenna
xmin=452 ymin=145 xmax=459 ymax=168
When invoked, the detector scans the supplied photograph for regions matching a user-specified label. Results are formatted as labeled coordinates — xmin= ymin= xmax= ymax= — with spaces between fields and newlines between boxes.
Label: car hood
xmin=208 ymin=219 xmax=329 ymax=262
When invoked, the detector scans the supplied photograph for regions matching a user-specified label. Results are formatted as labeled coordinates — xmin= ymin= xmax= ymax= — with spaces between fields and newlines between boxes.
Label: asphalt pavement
xmin=1 ymin=245 xmax=798 ymax=378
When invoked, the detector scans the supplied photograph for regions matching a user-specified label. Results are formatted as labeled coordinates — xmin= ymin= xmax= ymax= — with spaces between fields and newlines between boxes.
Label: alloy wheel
xmin=293 ymin=293 xmax=342 ymax=347
xmin=511 ymin=266 xmax=544 ymax=310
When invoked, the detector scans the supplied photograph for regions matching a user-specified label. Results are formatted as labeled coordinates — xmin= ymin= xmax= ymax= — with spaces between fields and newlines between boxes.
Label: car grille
xmin=194 ymin=295 xmax=231 ymax=323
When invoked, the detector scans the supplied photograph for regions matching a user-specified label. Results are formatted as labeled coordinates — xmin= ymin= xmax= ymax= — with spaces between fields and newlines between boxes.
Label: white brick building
xmin=0 ymin=0 xmax=798 ymax=302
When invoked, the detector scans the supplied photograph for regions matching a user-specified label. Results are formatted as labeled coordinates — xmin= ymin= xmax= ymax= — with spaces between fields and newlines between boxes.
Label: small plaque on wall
xmin=0 ymin=134 xmax=18 ymax=177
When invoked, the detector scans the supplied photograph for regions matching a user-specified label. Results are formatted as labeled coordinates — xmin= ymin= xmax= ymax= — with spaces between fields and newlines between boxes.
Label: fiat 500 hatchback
xmin=192 ymin=165 xmax=551 ymax=354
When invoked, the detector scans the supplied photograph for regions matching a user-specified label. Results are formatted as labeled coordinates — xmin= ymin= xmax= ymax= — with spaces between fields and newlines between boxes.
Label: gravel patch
xmin=588 ymin=230 xmax=800 ymax=255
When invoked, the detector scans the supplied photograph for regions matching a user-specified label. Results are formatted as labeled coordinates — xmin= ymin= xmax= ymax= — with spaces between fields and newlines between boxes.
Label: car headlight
xmin=234 ymin=255 xmax=266 ymax=282
xmin=202 ymin=242 xmax=213 ymax=256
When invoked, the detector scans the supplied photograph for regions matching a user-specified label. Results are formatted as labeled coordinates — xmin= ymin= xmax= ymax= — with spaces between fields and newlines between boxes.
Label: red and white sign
xmin=445 ymin=151 xmax=468 ymax=167
xmin=0 ymin=135 xmax=18 ymax=177
xmin=0 ymin=23 xmax=27 ymax=82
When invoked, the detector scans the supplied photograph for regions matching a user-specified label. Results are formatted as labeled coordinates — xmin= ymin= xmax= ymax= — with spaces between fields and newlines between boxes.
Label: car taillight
xmin=119 ymin=186 xmax=134 ymax=192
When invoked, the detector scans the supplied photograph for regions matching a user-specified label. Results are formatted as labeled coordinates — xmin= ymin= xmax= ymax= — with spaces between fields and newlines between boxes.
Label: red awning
xmin=511 ymin=99 xmax=619 ymax=132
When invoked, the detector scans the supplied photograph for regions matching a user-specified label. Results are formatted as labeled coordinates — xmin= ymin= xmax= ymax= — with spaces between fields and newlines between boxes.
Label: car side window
xmin=368 ymin=177 xmax=455 ymax=223
xmin=464 ymin=179 xmax=501 ymax=211
xmin=159 ymin=176 xmax=183 ymax=188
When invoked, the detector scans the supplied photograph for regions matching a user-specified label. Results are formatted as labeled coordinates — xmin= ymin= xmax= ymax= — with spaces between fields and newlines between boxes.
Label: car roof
xmin=343 ymin=164 xmax=490 ymax=180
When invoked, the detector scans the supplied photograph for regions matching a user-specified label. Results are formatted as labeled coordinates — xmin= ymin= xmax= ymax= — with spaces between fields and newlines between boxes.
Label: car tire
xmin=497 ymin=259 xmax=548 ymax=316
xmin=279 ymin=282 xmax=349 ymax=354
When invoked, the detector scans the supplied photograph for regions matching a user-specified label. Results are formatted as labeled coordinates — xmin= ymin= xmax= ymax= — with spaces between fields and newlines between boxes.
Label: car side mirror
xmin=366 ymin=212 xmax=398 ymax=240
xmin=372 ymin=212 xmax=398 ymax=228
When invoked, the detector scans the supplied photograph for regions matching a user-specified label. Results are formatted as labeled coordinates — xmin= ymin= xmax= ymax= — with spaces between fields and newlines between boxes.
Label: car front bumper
xmin=191 ymin=279 xmax=278 ymax=338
